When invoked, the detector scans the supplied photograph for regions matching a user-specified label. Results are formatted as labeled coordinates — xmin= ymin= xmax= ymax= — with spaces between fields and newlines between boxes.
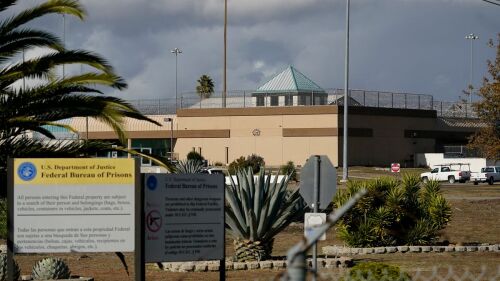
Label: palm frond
xmin=0 ymin=0 xmax=85 ymax=35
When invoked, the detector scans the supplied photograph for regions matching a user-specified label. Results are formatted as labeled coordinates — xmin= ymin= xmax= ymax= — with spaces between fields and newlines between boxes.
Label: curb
xmin=158 ymin=257 xmax=353 ymax=272
xmin=322 ymin=244 xmax=500 ymax=256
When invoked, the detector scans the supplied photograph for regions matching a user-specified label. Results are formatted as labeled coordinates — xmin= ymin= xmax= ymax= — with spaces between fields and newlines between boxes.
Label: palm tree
xmin=196 ymin=74 xmax=214 ymax=99
xmin=0 ymin=0 xmax=162 ymax=193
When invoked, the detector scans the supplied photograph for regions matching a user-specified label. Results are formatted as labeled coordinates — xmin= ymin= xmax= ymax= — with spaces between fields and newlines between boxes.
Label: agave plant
xmin=225 ymin=167 xmax=305 ymax=262
xmin=32 ymin=257 xmax=70 ymax=280
xmin=0 ymin=253 xmax=21 ymax=281
xmin=173 ymin=159 xmax=204 ymax=174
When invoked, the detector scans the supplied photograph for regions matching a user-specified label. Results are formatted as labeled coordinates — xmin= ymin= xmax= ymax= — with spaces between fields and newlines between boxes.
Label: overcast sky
xmin=14 ymin=0 xmax=500 ymax=102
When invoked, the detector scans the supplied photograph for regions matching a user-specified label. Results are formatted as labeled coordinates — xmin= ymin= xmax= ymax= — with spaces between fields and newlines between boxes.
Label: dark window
xmin=256 ymin=96 xmax=265 ymax=106
xmin=270 ymin=96 xmax=279 ymax=106
xmin=284 ymin=95 xmax=293 ymax=106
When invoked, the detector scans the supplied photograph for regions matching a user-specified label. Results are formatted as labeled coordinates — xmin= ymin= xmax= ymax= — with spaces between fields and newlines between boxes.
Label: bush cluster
xmin=334 ymin=174 xmax=451 ymax=247
xmin=228 ymin=154 xmax=265 ymax=174
xmin=186 ymin=151 xmax=204 ymax=162
xmin=280 ymin=161 xmax=297 ymax=181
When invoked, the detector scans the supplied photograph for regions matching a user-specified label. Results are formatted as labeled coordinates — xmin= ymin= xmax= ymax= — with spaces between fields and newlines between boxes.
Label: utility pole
xmin=342 ymin=0 xmax=350 ymax=182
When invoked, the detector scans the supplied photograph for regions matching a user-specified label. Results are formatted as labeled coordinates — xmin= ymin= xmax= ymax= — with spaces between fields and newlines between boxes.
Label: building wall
xmin=338 ymin=108 xmax=438 ymax=167
xmin=175 ymin=107 xmax=339 ymax=167
xmin=69 ymin=106 xmax=481 ymax=168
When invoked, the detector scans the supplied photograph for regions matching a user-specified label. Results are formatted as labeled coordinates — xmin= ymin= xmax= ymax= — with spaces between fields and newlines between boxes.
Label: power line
xmin=481 ymin=0 xmax=500 ymax=6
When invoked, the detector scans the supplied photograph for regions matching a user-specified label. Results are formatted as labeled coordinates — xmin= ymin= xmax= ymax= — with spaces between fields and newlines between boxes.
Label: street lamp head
xmin=171 ymin=48 xmax=182 ymax=54
xmin=465 ymin=34 xmax=479 ymax=40
xmin=164 ymin=117 xmax=173 ymax=122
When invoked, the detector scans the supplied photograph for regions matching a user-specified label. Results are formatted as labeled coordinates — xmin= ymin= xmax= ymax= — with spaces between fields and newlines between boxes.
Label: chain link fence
xmin=127 ymin=89 xmax=478 ymax=118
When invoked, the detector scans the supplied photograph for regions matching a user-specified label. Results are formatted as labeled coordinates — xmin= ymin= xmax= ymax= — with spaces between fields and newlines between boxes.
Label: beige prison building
xmin=51 ymin=66 xmax=481 ymax=168
xmin=67 ymin=105 xmax=479 ymax=168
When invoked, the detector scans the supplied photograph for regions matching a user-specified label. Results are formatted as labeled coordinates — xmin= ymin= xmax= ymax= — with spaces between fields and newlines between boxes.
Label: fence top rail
xmin=126 ymin=89 xmax=477 ymax=118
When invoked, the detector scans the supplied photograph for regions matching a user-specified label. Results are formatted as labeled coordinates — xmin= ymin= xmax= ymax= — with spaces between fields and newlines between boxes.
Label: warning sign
xmin=144 ymin=174 xmax=224 ymax=262
xmin=146 ymin=210 xmax=162 ymax=233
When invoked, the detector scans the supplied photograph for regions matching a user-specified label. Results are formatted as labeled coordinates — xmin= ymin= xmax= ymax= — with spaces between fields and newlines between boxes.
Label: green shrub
xmin=228 ymin=154 xmax=265 ymax=174
xmin=246 ymin=154 xmax=265 ymax=174
xmin=342 ymin=262 xmax=411 ymax=281
xmin=186 ymin=151 xmax=204 ymax=162
xmin=333 ymin=174 xmax=451 ymax=247
xmin=213 ymin=161 xmax=224 ymax=167
xmin=280 ymin=161 xmax=297 ymax=181
xmin=228 ymin=156 xmax=248 ymax=175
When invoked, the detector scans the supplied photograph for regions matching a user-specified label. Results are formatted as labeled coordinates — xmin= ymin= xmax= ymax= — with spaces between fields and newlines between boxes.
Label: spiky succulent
xmin=0 ymin=254 xmax=21 ymax=281
xmin=32 ymin=258 xmax=70 ymax=280
xmin=225 ymin=167 xmax=305 ymax=261
xmin=173 ymin=159 xmax=204 ymax=174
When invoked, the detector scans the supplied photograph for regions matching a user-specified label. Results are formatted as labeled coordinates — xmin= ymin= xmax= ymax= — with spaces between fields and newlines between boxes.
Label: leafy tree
xmin=333 ymin=175 xmax=451 ymax=247
xmin=196 ymin=74 xmax=214 ymax=99
xmin=468 ymin=34 xmax=500 ymax=160
xmin=0 ymin=0 xmax=161 ymax=194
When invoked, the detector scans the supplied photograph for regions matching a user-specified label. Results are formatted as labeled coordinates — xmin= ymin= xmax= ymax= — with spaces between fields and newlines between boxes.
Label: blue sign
xmin=17 ymin=162 xmax=37 ymax=181
xmin=146 ymin=175 xmax=157 ymax=191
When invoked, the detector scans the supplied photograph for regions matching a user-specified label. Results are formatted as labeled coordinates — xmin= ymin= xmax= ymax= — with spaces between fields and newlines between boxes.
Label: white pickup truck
xmin=420 ymin=164 xmax=471 ymax=184
xmin=471 ymin=166 xmax=500 ymax=185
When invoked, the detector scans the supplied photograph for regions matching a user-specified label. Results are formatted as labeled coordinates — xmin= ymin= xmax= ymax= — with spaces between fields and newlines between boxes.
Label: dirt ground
xmin=11 ymin=169 xmax=500 ymax=281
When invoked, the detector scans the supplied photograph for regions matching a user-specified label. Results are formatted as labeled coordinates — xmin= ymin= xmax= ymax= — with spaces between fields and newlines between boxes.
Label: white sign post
xmin=144 ymin=173 xmax=225 ymax=263
xmin=304 ymin=213 xmax=326 ymax=241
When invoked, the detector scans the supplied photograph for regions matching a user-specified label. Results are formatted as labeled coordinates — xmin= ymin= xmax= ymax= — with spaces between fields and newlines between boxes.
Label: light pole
xmin=171 ymin=48 xmax=182 ymax=111
xmin=164 ymin=118 xmax=174 ymax=161
xmin=342 ymin=0 xmax=350 ymax=182
xmin=465 ymin=33 xmax=478 ymax=103
xmin=223 ymin=0 xmax=228 ymax=108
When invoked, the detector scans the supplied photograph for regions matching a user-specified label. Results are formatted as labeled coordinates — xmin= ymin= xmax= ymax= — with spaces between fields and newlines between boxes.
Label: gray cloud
xmin=11 ymin=0 xmax=500 ymax=102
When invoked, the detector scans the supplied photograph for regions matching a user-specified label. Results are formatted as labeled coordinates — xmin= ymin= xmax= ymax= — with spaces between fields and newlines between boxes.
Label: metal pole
xmin=175 ymin=53 xmax=178 ymax=109
xmin=465 ymin=34 xmax=478 ymax=104
xmin=170 ymin=120 xmax=174 ymax=161
xmin=171 ymin=48 xmax=182 ymax=111
xmin=312 ymin=156 xmax=321 ymax=281
xmin=223 ymin=0 xmax=227 ymax=108
xmin=342 ymin=0 xmax=350 ymax=181
xmin=470 ymin=37 xmax=473 ymax=103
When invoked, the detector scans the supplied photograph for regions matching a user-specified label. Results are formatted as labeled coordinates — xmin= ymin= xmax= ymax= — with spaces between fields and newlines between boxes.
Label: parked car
xmin=471 ymin=166 xmax=500 ymax=185
xmin=420 ymin=163 xmax=471 ymax=184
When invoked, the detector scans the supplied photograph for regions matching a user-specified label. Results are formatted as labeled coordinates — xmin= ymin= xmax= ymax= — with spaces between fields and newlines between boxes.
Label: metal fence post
xmin=377 ymin=91 xmax=380 ymax=107
xmin=244 ymin=91 xmax=246 ymax=108
xmin=404 ymin=94 xmax=407 ymax=109
xmin=418 ymin=95 xmax=421 ymax=110
xmin=391 ymin=92 xmax=394 ymax=108
xmin=363 ymin=90 xmax=366 ymax=106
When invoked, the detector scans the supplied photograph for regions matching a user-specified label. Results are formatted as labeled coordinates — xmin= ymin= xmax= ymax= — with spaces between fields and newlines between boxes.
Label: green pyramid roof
xmin=254 ymin=66 xmax=325 ymax=93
